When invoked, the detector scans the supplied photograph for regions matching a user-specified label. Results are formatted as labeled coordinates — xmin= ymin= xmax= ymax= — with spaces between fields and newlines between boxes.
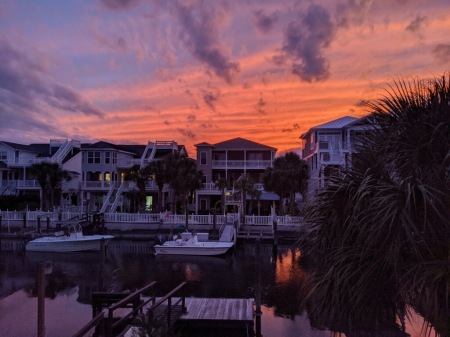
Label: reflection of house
xmin=0 ymin=139 xmax=82 ymax=205
xmin=300 ymin=115 xmax=371 ymax=196
xmin=195 ymin=138 xmax=278 ymax=215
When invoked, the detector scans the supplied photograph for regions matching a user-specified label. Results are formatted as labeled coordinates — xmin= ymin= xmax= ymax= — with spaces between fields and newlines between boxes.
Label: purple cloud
xmin=100 ymin=0 xmax=141 ymax=10
xmin=281 ymin=4 xmax=336 ymax=82
xmin=432 ymin=44 xmax=450 ymax=64
xmin=177 ymin=128 xmax=196 ymax=139
xmin=253 ymin=9 xmax=278 ymax=34
xmin=174 ymin=3 xmax=240 ymax=84
xmin=0 ymin=39 xmax=105 ymax=128
xmin=406 ymin=15 xmax=428 ymax=34
xmin=201 ymin=86 xmax=221 ymax=112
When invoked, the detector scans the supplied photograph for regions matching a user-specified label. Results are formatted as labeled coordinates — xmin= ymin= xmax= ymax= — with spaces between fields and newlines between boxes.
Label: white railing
xmin=110 ymin=182 xmax=126 ymax=213
xmin=0 ymin=210 xmax=303 ymax=229
xmin=100 ymin=182 xmax=117 ymax=213
xmin=212 ymin=160 xmax=272 ymax=169
xmin=16 ymin=180 xmax=41 ymax=188
xmin=5 ymin=157 xmax=56 ymax=166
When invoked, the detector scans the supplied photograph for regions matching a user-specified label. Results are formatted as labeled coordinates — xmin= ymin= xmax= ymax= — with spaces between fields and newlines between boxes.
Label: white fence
xmin=0 ymin=210 xmax=303 ymax=228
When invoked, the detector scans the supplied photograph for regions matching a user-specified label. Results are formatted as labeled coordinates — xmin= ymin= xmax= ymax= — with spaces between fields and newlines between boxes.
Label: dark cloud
xmin=335 ymin=0 xmax=372 ymax=28
xmin=174 ymin=3 xmax=240 ymax=84
xmin=177 ymin=128 xmax=196 ymax=139
xmin=281 ymin=123 xmax=300 ymax=133
xmin=255 ymin=97 xmax=266 ymax=114
xmin=187 ymin=113 xmax=196 ymax=122
xmin=201 ymin=86 xmax=221 ymax=112
xmin=253 ymin=9 xmax=278 ymax=34
xmin=100 ymin=0 xmax=141 ymax=10
xmin=406 ymin=15 xmax=428 ymax=34
xmin=281 ymin=4 xmax=336 ymax=82
xmin=0 ymin=39 xmax=104 ymax=120
xmin=432 ymin=44 xmax=450 ymax=64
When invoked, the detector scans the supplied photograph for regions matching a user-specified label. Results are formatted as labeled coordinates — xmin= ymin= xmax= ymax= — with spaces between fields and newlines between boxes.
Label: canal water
xmin=0 ymin=241 xmax=430 ymax=337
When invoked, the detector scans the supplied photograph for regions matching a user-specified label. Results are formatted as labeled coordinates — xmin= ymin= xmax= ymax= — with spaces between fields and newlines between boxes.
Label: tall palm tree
xmin=125 ymin=164 xmax=149 ymax=212
xmin=263 ymin=152 xmax=308 ymax=215
xmin=214 ymin=176 xmax=228 ymax=215
xmin=30 ymin=162 xmax=72 ymax=211
xmin=169 ymin=156 xmax=203 ymax=230
xmin=235 ymin=174 xmax=254 ymax=219
xmin=300 ymin=74 xmax=450 ymax=336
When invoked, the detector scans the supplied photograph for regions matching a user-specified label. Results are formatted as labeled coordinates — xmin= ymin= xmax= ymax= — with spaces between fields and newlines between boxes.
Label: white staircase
xmin=100 ymin=182 xmax=117 ymax=213
xmin=110 ymin=182 xmax=126 ymax=213
xmin=52 ymin=139 xmax=81 ymax=163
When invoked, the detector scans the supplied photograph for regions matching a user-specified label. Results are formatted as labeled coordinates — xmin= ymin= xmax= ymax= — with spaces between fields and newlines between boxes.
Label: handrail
xmin=72 ymin=312 xmax=105 ymax=337
xmin=106 ymin=281 xmax=158 ymax=336
xmin=147 ymin=281 xmax=188 ymax=329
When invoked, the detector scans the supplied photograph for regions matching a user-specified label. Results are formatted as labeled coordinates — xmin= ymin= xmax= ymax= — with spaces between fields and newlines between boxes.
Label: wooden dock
xmin=180 ymin=297 xmax=254 ymax=322
xmin=124 ymin=297 xmax=254 ymax=336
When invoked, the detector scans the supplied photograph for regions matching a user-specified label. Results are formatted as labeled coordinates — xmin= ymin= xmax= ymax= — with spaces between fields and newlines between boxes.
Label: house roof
xmin=1 ymin=141 xmax=37 ymax=152
xmin=300 ymin=116 xmax=359 ymax=138
xmin=210 ymin=137 xmax=277 ymax=151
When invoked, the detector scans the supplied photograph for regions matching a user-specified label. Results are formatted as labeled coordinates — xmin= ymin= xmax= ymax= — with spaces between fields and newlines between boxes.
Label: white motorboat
xmin=153 ymin=225 xmax=235 ymax=256
xmin=25 ymin=224 xmax=114 ymax=252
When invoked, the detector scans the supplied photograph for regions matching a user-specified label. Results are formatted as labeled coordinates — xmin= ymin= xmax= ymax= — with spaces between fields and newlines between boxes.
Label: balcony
xmin=116 ymin=158 xmax=142 ymax=169
xmin=211 ymin=160 xmax=272 ymax=169
xmin=5 ymin=157 xmax=56 ymax=167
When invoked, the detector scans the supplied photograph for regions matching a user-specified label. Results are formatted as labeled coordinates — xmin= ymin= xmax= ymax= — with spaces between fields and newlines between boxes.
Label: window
xmin=0 ymin=151 xmax=7 ymax=161
xmin=248 ymin=152 xmax=263 ymax=160
xmin=87 ymin=151 xmax=101 ymax=164
xmin=200 ymin=151 xmax=207 ymax=165
xmin=112 ymin=152 xmax=117 ymax=164
xmin=105 ymin=152 xmax=111 ymax=164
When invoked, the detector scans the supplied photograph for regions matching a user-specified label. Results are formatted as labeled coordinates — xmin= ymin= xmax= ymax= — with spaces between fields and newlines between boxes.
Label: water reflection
xmin=0 ymin=242 xmax=435 ymax=337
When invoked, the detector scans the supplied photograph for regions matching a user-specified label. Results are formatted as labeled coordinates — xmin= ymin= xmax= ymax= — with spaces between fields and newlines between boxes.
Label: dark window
xmin=200 ymin=151 xmax=207 ymax=165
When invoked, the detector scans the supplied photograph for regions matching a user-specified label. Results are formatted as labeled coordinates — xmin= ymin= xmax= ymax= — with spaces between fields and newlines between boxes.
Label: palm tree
xmin=214 ymin=176 xmax=228 ymax=214
xmin=235 ymin=174 xmax=254 ymax=220
xmin=125 ymin=164 xmax=149 ymax=212
xmin=30 ymin=162 xmax=72 ymax=211
xmin=263 ymin=152 xmax=308 ymax=215
xmin=300 ymin=74 xmax=450 ymax=335
xmin=169 ymin=156 xmax=203 ymax=230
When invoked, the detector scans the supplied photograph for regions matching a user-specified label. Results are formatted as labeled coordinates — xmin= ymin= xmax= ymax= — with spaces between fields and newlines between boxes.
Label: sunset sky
xmin=1 ymin=0 xmax=449 ymax=156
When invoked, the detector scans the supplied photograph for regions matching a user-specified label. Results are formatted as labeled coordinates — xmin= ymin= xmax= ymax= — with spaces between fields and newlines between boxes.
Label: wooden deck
xmin=180 ymin=298 xmax=254 ymax=321
xmin=124 ymin=297 xmax=254 ymax=336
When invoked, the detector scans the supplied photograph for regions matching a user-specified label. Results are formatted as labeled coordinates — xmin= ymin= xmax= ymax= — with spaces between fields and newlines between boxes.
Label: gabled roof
xmin=1 ymin=141 xmax=36 ymax=152
xmin=194 ymin=142 xmax=212 ymax=147
xmin=300 ymin=116 xmax=358 ymax=138
xmin=211 ymin=137 xmax=277 ymax=151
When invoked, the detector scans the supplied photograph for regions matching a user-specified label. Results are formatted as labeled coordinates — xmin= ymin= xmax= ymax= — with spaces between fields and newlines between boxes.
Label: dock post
xmin=37 ymin=217 xmax=41 ymax=233
xmin=23 ymin=212 xmax=27 ymax=228
xmin=255 ymin=239 xmax=262 ymax=337
xmin=46 ymin=217 xmax=50 ymax=232
xmin=272 ymin=217 xmax=278 ymax=254
xmin=37 ymin=262 xmax=52 ymax=337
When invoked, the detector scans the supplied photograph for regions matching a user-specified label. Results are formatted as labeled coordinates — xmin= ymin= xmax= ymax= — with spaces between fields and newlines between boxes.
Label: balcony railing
xmin=4 ymin=157 xmax=57 ymax=167
xmin=211 ymin=160 xmax=272 ymax=169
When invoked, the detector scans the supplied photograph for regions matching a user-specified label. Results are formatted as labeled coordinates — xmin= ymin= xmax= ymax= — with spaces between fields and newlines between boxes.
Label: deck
xmin=124 ymin=297 xmax=254 ymax=336
xmin=180 ymin=298 xmax=254 ymax=321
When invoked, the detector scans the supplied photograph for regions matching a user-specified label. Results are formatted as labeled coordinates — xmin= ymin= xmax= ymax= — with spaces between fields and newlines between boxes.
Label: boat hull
xmin=153 ymin=241 xmax=234 ymax=256
xmin=25 ymin=235 xmax=114 ymax=252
